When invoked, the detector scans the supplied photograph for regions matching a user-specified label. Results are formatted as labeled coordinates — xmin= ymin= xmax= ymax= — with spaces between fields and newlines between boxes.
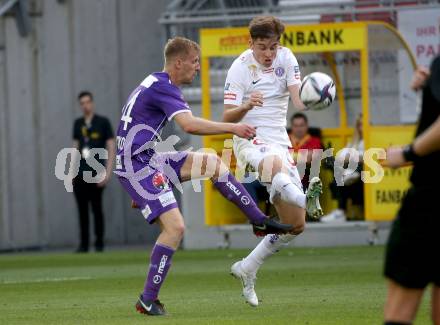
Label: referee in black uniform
xmin=73 ymin=91 xmax=115 ymax=253
xmin=384 ymin=57 xmax=440 ymax=325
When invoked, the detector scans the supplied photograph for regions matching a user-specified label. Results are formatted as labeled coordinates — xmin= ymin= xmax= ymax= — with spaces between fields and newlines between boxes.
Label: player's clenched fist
xmin=232 ymin=123 xmax=256 ymax=139
xmin=243 ymin=91 xmax=263 ymax=111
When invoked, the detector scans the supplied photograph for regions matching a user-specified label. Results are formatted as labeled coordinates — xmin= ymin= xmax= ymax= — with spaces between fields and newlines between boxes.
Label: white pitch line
xmin=1 ymin=276 xmax=93 ymax=284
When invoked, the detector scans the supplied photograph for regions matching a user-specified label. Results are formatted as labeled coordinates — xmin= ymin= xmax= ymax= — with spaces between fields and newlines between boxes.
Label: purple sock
xmin=212 ymin=173 xmax=266 ymax=224
xmin=142 ymin=243 xmax=174 ymax=301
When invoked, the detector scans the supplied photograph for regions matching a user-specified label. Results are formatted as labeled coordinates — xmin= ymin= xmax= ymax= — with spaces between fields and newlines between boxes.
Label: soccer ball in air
xmin=299 ymin=72 xmax=336 ymax=111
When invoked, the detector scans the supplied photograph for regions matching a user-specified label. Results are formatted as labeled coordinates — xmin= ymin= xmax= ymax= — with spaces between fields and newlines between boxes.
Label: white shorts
xmin=233 ymin=135 xmax=303 ymax=195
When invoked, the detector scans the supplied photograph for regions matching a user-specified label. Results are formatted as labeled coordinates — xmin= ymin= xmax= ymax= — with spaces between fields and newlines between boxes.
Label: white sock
xmin=241 ymin=234 xmax=297 ymax=274
xmin=270 ymin=172 xmax=306 ymax=208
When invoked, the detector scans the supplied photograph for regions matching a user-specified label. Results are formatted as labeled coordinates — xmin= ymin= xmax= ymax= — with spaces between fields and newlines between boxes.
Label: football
xmin=300 ymin=72 xmax=336 ymax=110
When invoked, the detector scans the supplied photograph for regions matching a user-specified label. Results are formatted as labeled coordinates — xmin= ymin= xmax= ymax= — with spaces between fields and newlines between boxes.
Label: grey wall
xmin=0 ymin=0 xmax=170 ymax=250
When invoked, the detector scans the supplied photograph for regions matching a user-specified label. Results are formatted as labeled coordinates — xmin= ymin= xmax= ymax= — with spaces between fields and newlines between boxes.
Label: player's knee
xmin=166 ymin=223 xmax=185 ymax=241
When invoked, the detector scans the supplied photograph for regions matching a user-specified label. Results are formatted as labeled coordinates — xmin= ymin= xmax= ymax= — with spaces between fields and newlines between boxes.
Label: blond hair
xmin=164 ymin=37 xmax=200 ymax=64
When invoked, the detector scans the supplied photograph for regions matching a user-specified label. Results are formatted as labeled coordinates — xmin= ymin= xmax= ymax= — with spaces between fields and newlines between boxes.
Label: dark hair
xmin=290 ymin=112 xmax=308 ymax=124
xmin=249 ymin=16 xmax=285 ymax=40
xmin=164 ymin=36 xmax=200 ymax=64
xmin=78 ymin=91 xmax=93 ymax=101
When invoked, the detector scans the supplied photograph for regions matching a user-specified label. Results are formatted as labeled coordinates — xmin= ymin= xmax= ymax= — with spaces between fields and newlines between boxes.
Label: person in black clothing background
xmin=383 ymin=57 xmax=440 ymax=325
xmin=73 ymin=91 xmax=115 ymax=253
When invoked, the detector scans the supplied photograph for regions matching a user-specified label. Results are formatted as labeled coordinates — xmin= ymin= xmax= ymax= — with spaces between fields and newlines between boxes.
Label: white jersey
xmin=224 ymin=47 xmax=301 ymax=146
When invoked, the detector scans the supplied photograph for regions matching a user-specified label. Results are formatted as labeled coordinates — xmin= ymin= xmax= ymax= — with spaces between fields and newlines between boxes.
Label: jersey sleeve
xmin=154 ymin=84 xmax=191 ymax=121
xmin=285 ymin=49 xmax=301 ymax=87
xmin=224 ymin=62 xmax=246 ymax=106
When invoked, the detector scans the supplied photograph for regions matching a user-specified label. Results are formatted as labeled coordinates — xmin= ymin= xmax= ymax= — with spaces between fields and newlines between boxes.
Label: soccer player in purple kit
xmin=114 ymin=37 xmax=293 ymax=316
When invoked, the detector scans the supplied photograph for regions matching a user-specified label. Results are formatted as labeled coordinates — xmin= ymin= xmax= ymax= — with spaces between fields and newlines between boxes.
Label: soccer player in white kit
xmin=223 ymin=16 xmax=323 ymax=307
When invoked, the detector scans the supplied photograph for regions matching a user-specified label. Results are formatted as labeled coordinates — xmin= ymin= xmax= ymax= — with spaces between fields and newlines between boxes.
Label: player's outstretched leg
xmin=212 ymin=172 xmax=292 ymax=235
xmin=136 ymin=208 xmax=183 ymax=316
xmin=179 ymin=152 xmax=293 ymax=235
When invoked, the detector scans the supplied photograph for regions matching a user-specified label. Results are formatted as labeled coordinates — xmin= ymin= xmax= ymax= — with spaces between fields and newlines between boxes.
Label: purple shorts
xmin=117 ymin=152 xmax=188 ymax=224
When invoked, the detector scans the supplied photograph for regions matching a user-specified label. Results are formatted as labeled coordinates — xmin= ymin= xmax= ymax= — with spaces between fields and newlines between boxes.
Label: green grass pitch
xmin=0 ymin=246 xmax=431 ymax=324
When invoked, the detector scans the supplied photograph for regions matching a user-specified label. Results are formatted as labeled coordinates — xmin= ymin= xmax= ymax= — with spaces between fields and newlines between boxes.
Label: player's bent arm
xmin=223 ymin=92 xmax=263 ymax=122
xmin=288 ymin=84 xmax=306 ymax=111
xmin=222 ymin=104 xmax=250 ymax=123
xmin=174 ymin=111 xmax=254 ymax=138
xmin=413 ymin=115 xmax=440 ymax=156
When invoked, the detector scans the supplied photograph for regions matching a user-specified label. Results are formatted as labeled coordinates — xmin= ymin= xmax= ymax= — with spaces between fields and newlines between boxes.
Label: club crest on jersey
xmin=152 ymin=172 xmax=169 ymax=190
xmin=248 ymin=64 xmax=258 ymax=79
xmin=275 ymin=66 xmax=285 ymax=77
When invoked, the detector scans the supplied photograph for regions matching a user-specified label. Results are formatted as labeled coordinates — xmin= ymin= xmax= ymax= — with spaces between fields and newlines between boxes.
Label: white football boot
xmin=230 ymin=260 xmax=259 ymax=307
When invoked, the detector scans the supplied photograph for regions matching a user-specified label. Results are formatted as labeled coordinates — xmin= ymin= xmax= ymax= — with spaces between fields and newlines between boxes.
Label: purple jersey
xmin=115 ymin=72 xmax=190 ymax=167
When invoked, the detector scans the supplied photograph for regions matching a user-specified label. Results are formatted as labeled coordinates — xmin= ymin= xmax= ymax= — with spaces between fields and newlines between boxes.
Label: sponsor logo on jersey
xmin=115 ymin=155 xmax=122 ymax=170
xmin=294 ymin=66 xmax=300 ymax=79
xmin=226 ymin=181 xmax=241 ymax=196
xmin=152 ymin=172 xmax=169 ymax=190
xmin=224 ymin=93 xmax=237 ymax=100
xmin=275 ymin=66 xmax=285 ymax=77
xmin=158 ymin=191 xmax=176 ymax=207
xmin=252 ymin=79 xmax=261 ymax=85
